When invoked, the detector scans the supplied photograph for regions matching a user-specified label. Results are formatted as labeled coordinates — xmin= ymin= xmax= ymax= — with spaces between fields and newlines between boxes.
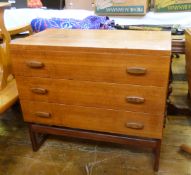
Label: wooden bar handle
xmin=127 ymin=67 xmax=147 ymax=75
xmin=126 ymin=96 xmax=145 ymax=104
xmin=31 ymin=88 xmax=48 ymax=95
xmin=126 ymin=122 xmax=144 ymax=130
xmin=26 ymin=61 xmax=44 ymax=68
xmin=34 ymin=112 xmax=51 ymax=118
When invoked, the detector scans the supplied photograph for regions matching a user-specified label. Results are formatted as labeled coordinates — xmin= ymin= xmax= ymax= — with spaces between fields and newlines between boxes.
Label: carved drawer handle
xmin=26 ymin=61 xmax=44 ymax=69
xmin=31 ymin=88 xmax=48 ymax=95
xmin=34 ymin=112 xmax=51 ymax=118
xmin=126 ymin=96 xmax=145 ymax=104
xmin=127 ymin=67 xmax=147 ymax=75
xmin=126 ymin=122 xmax=144 ymax=130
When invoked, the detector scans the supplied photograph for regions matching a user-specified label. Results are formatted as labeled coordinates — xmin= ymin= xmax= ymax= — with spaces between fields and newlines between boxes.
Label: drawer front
xmin=16 ymin=77 xmax=167 ymax=115
xmin=11 ymin=50 xmax=170 ymax=87
xmin=11 ymin=51 xmax=51 ymax=78
xmin=21 ymin=101 xmax=164 ymax=139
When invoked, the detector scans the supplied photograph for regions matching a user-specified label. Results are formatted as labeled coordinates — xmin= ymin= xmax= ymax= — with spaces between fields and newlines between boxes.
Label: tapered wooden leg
xmin=28 ymin=124 xmax=48 ymax=151
xmin=153 ymin=140 xmax=161 ymax=171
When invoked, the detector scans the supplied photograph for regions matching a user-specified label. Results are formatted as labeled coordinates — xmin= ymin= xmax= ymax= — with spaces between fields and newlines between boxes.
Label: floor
xmin=0 ymin=55 xmax=191 ymax=175
xmin=170 ymin=54 xmax=191 ymax=113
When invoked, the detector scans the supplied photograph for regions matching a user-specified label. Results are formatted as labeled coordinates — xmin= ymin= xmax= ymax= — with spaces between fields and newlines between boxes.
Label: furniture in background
xmin=0 ymin=2 xmax=32 ymax=114
xmin=172 ymin=35 xmax=185 ymax=55
xmin=179 ymin=29 xmax=191 ymax=155
xmin=168 ymin=29 xmax=191 ymax=116
xmin=10 ymin=29 xmax=171 ymax=171
xmin=186 ymin=29 xmax=191 ymax=97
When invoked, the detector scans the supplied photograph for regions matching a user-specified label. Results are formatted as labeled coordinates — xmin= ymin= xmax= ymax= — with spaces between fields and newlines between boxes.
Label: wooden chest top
xmin=10 ymin=29 xmax=171 ymax=56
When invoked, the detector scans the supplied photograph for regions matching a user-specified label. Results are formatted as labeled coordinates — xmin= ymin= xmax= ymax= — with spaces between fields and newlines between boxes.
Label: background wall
xmin=14 ymin=0 xmax=27 ymax=8
xmin=65 ymin=0 xmax=94 ymax=10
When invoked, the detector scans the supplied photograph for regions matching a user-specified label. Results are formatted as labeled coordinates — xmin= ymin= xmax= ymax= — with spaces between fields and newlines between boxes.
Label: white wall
xmin=65 ymin=0 xmax=94 ymax=10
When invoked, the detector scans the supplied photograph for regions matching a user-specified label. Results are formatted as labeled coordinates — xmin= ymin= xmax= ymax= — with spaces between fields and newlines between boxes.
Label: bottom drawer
xmin=21 ymin=101 xmax=164 ymax=139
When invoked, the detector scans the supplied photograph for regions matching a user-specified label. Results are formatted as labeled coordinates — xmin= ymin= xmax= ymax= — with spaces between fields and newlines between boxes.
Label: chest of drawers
xmin=10 ymin=29 xmax=171 ymax=171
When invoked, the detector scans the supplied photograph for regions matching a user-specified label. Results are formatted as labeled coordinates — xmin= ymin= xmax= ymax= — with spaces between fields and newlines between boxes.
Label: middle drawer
xmin=16 ymin=77 xmax=167 ymax=115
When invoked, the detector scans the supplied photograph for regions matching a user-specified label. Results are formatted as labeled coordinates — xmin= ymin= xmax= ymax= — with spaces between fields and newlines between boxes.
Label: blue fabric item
xmin=31 ymin=16 xmax=115 ymax=32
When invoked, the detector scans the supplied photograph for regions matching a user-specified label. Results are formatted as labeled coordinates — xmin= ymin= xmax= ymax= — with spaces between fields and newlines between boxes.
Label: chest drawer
xmin=11 ymin=51 xmax=51 ymax=78
xmin=11 ymin=50 xmax=170 ymax=87
xmin=21 ymin=101 xmax=164 ymax=139
xmin=16 ymin=77 xmax=167 ymax=115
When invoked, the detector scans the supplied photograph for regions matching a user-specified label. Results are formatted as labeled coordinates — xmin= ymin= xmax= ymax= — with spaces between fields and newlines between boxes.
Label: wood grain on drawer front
xmin=11 ymin=50 xmax=51 ymax=78
xmin=21 ymin=101 xmax=164 ymax=139
xmin=16 ymin=77 xmax=167 ymax=115
xmin=11 ymin=50 xmax=170 ymax=87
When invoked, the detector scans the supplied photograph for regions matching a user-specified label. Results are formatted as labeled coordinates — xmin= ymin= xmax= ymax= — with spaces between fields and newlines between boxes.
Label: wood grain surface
xmin=10 ymin=29 xmax=171 ymax=171
xmin=11 ymin=50 xmax=170 ymax=87
xmin=21 ymin=100 xmax=164 ymax=139
xmin=15 ymin=77 xmax=167 ymax=115
xmin=10 ymin=29 xmax=171 ymax=56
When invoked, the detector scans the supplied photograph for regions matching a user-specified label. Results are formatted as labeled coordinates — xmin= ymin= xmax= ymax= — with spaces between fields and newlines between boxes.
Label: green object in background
xmin=155 ymin=0 xmax=191 ymax=12
xmin=95 ymin=0 xmax=149 ymax=16
xmin=95 ymin=6 xmax=145 ymax=14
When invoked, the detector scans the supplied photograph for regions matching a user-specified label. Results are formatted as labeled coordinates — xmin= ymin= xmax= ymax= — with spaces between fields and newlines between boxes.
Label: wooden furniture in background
xmin=172 ymin=35 xmax=185 ymax=55
xmin=0 ymin=2 xmax=32 ymax=114
xmin=10 ymin=29 xmax=171 ymax=171
xmin=185 ymin=29 xmax=191 ymax=97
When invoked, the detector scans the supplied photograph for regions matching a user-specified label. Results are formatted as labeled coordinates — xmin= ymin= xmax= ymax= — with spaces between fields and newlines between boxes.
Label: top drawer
xmin=11 ymin=50 xmax=170 ymax=87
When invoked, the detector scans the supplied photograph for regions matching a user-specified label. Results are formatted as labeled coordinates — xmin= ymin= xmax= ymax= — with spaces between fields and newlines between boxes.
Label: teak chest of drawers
xmin=10 ymin=29 xmax=171 ymax=171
